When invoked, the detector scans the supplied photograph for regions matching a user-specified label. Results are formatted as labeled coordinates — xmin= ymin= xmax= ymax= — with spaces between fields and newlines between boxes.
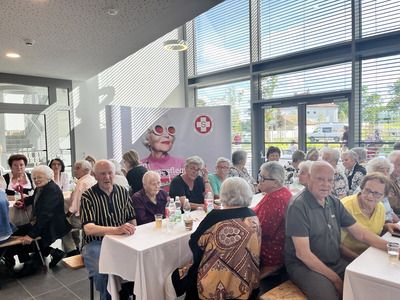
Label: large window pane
xmin=193 ymin=0 xmax=250 ymax=75
xmin=196 ymin=81 xmax=253 ymax=172
xmin=261 ymin=63 xmax=351 ymax=99
xmin=0 ymin=83 xmax=48 ymax=105
xmin=0 ymin=113 xmax=47 ymax=173
xmin=362 ymin=0 xmax=400 ymax=37
xmin=260 ymin=0 xmax=351 ymax=60
xmin=362 ymin=54 xmax=400 ymax=156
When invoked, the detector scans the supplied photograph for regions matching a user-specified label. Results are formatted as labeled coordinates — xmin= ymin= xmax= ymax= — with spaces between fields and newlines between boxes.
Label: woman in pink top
xmin=254 ymin=161 xmax=292 ymax=267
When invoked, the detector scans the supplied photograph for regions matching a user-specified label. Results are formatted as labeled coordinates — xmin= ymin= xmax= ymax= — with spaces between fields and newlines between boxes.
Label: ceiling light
xmin=163 ymin=40 xmax=188 ymax=52
xmin=6 ymin=53 xmax=20 ymax=58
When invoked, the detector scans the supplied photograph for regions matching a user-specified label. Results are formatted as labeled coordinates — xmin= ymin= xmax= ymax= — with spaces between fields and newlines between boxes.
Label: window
xmin=0 ymin=83 xmax=48 ymax=105
xmin=362 ymin=0 xmax=400 ymax=37
xmin=191 ymin=0 xmax=250 ymax=75
xmin=260 ymin=0 xmax=351 ymax=60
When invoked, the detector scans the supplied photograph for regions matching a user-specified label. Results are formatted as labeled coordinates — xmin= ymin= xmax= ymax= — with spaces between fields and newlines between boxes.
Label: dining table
xmin=343 ymin=225 xmax=400 ymax=300
xmin=98 ymin=210 xmax=205 ymax=300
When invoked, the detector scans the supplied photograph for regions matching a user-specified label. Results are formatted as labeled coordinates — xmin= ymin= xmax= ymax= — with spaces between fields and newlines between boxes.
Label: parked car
xmin=308 ymin=123 xmax=347 ymax=142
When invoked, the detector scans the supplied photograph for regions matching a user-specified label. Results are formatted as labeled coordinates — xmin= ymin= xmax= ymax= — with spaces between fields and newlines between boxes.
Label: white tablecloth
xmin=99 ymin=213 xmax=203 ymax=300
xmin=343 ymin=231 xmax=400 ymax=300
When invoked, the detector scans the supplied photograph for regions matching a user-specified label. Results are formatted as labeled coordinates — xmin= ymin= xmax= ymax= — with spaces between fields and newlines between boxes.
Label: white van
xmin=308 ymin=123 xmax=347 ymax=142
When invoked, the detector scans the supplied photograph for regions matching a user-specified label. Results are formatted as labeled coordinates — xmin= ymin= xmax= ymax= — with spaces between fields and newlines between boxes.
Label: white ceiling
xmin=0 ymin=0 xmax=223 ymax=82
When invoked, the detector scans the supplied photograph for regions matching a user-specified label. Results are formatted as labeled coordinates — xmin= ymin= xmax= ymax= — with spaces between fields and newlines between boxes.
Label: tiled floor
xmin=0 ymin=240 xmax=100 ymax=300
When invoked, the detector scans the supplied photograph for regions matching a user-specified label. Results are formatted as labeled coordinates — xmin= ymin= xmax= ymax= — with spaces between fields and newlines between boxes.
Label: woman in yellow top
xmin=340 ymin=172 xmax=400 ymax=261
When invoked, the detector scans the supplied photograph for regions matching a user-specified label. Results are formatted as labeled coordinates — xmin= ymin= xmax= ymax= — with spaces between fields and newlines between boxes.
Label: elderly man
xmin=388 ymin=150 xmax=400 ymax=216
xmin=80 ymin=160 xmax=137 ymax=300
xmin=284 ymin=161 xmax=392 ymax=300
xmin=131 ymin=171 xmax=168 ymax=225
xmin=62 ymin=160 xmax=97 ymax=257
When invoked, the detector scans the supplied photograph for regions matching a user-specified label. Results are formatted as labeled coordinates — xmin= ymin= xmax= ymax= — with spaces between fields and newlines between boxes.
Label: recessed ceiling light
xmin=163 ymin=40 xmax=188 ymax=51
xmin=6 ymin=53 xmax=20 ymax=58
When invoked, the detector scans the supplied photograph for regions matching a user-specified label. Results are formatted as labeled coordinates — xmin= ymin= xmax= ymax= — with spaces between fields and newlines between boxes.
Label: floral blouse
xmin=332 ymin=169 xmax=349 ymax=198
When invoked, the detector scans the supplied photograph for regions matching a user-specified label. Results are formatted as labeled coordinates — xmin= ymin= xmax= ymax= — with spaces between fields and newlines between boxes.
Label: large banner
xmin=105 ymin=105 xmax=231 ymax=186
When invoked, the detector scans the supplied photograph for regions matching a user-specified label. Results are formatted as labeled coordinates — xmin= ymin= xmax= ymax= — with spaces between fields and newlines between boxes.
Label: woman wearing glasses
xmin=169 ymin=156 xmax=214 ymax=209
xmin=253 ymin=161 xmax=292 ymax=267
xmin=49 ymin=158 xmax=70 ymax=192
xmin=340 ymin=173 xmax=400 ymax=261
xmin=208 ymin=157 xmax=231 ymax=199
xmin=140 ymin=115 xmax=186 ymax=181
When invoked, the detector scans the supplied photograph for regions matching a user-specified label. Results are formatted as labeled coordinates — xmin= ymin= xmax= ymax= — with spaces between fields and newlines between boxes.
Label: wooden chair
xmin=62 ymin=254 xmax=94 ymax=300
xmin=259 ymin=280 xmax=307 ymax=300
xmin=260 ymin=265 xmax=283 ymax=280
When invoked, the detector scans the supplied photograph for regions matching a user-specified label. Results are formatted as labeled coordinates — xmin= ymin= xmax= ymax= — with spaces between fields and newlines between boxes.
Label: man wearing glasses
xmin=284 ymin=161 xmax=393 ymax=300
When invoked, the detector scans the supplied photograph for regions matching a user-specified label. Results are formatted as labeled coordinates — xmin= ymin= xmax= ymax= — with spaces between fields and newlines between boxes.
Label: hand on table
xmin=116 ymin=223 xmax=136 ymax=236
xmin=385 ymin=223 xmax=400 ymax=234
xmin=21 ymin=235 xmax=34 ymax=245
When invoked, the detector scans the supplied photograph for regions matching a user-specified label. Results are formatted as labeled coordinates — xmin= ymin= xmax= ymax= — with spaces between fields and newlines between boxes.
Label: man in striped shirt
xmin=80 ymin=160 xmax=136 ymax=300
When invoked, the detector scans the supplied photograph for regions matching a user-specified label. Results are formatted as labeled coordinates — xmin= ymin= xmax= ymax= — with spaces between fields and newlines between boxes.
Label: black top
xmin=342 ymin=130 xmax=349 ymax=147
xmin=3 ymin=173 xmax=34 ymax=196
xmin=169 ymin=174 xmax=205 ymax=204
xmin=126 ymin=166 xmax=147 ymax=195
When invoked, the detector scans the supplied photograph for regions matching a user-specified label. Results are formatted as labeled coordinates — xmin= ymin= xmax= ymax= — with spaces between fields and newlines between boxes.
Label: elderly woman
xmin=387 ymin=150 xmax=400 ymax=216
xmin=266 ymin=146 xmax=281 ymax=162
xmin=298 ymin=160 xmax=312 ymax=186
xmin=254 ymin=162 xmax=292 ymax=267
xmin=305 ymin=148 xmax=319 ymax=161
xmin=7 ymin=165 xmax=71 ymax=277
xmin=3 ymin=154 xmax=35 ymax=197
xmin=123 ymin=149 xmax=148 ymax=195
xmin=131 ymin=171 xmax=168 ymax=225
xmin=109 ymin=158 xmax=129 ymax=191
xmin=353 ymin=157 xmax=400 ymax=224
xmin=322 ymin=148 xmax=349 ymax=199
xmin=351 ymin=147 xmax=367 ymax=166
xmin=85 ymin=155 xmax=97 ymax=176
xmin=340 ymin=173 xmax=400 ymax=261
xmin=285 ymin=150 xmax=305 ymax=183
xmin=166 ymin=177 xmax=261 ymax=300
xmin=49 ymin=158 xmax=70 ymax=192
xmin=208 ymin=157 xmax=231 ymax=199
xmin=169 ymin=156 xmax=213 ymax=209
xmin=342 ymin=150 xmax=366 ymax=195
xmin=140 ymin=115 xmax=186 ymax=180
xmin=229 ymin=149 xmax=257 ymax=193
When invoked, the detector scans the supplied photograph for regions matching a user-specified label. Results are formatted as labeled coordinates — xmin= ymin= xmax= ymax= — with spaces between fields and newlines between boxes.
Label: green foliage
xmin=361 ymin=85 xmax=385 ymax=123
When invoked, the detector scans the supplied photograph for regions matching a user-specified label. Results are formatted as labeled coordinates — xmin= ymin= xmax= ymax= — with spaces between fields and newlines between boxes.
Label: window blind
xmin=362 ymin=0 xmax=400 ymax=37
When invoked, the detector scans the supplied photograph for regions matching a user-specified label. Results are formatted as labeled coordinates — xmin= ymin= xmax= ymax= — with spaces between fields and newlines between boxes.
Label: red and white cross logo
xmin=193 ymin=114 xmax=213 ymax=136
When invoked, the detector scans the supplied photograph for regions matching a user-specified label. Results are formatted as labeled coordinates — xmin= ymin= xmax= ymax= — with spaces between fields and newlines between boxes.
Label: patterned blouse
xmin=253 ymin=186 xmax=292 ymax=266
xmin=345 ymin=163 xmax=366 ymax=196
xmin=229 ymin=166 xmax=257 ymax=193
xmin=332 ymin=169 xmax=349 ymax=198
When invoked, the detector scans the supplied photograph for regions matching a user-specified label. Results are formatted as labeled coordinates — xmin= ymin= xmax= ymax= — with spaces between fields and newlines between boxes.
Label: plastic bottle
xmin=167 ymin=199 xmax=176 ymax=232
xmin=14 ymin=192 xmax=21 ymax=201
xmin=165 ymin=197 xmax=171 ymax=218
xmin=69 ymin=178 xmax=76 ymax=192
xmin=174 ymin=196 xmax=182 ymax=224
xmin=183 ymin=198 xmax=191 ymax=216
xmin=204 ymin=189 xmax=213 ymax=207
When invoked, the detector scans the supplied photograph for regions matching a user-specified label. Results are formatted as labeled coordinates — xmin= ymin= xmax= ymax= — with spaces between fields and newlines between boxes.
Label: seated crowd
xmin=2 ymin=143 xmax=400 ymax=300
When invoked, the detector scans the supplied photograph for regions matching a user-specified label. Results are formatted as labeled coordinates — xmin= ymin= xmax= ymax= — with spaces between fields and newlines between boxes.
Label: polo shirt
xmin=341 ymin=194 xmax=385 ymax=255
xmin=80 ymin=183 xmax=136 ymax=246
xmin=284 ymin=187 xmax=356 ymax=267
xmin=169 ymin=174 xmax=205 ymax=204
xmin=131 ymin=188 xmax=168 ymax=225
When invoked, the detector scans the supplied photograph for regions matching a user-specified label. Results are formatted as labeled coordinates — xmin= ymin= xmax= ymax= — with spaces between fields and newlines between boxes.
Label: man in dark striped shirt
xmin=80 ymin=160 xmax=136 ymax=300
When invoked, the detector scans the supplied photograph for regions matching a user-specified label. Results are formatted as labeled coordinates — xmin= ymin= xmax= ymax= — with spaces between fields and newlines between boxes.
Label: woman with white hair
xmin=342 ymin=150 xmax=366 ymax=195
xmin=208 ymin=157 xmax=231 ymax=198
xmin=140 ymin=115 xmax=186 ymax=181
xmin=229 ymin=149 xmax=257 ymax=193
xmin=109 ymin=159 xmax=129 ymax=191
xmin=254 ymin=162 xmax=292 ymax=267
xmin=7 ymin=165 xmax=71 ymax=277
xmin=298 ymin=160 xmax=312 ymax=186
xmin=322 ymin=148 xmax=349 ymax=199
xmin=353 ymin=157 xmax=400 ymax=224
xmin=169 ymin=156 xmax=213 ymax=209
xmin=166 ymin=177 xmax=261 ymax=300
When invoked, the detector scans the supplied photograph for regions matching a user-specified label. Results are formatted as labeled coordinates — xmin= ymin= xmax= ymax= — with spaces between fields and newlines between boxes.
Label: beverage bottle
xmin=207 ymin=201 xmax=214 ymax=214
xmin=167 ymin=199 xmax=176 ymax=232
xmin=14 ymin=192 xmax=21 ymax=201
xmin=174 ymin=196 xmax=182 ymax=224
xmin=69 ymin=178 xmax=76 ymax=192
xmin=165 ymin=197 xmax=171 ymax=218
xmin=183 ymin=198 xmax=191 ymax=216
xmin=204 ymin=189 xmax=213 ymax=207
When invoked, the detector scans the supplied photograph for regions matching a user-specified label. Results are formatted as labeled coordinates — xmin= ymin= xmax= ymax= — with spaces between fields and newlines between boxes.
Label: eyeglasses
xmin=362 ymin=188 xmax=383 ymax=199
xmin=32 ymin=176 xmax=44 ymax=180
xmin=188 ymin=167 xmax=201 ymax=173
xmin=216 ymin=166 xmax=229 ymax=170
xmin=258 ymin=174 xmax=276 ymax=182
xmin=152 ymin=124 xmax=176 ymax=136
xmin=52 ymin=163 xmax=61 ymax=167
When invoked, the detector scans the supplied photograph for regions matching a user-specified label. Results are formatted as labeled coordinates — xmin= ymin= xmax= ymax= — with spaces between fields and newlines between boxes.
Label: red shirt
xmin=253 ymin=187 xmax=292 ymax=266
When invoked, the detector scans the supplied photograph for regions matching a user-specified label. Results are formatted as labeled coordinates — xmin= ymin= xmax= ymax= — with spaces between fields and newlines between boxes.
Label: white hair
xmin=341 ymin=150 xmax=359 ymax=162
xmin=322 ymin=147 xmax=340 ymax=164
xmin=216 ymin=157 xmax=231 ymax=167
xmin=388 ymin=150 xmax=400 ymax=164
xmin=75 ymin=160 xmax=92 ymax=172
xmin=142 ymin=171 xmax=160 ymax=185
xmin=298 ymin=160 xmax=313 ymax=173
xmin=366 ymin=157 xmax=394 ymax=174
xmin=260 ymin=161 xmax=285 ymax=185
xmin=32 ymin=165 xmax=54 ymax=180
xmin=185 ymin=156 xmax=204 ymax=168
xmin=220 ymin=177 xmax=253 ymax=207
xmin=109 ymin=159 xmax=123 ymax=175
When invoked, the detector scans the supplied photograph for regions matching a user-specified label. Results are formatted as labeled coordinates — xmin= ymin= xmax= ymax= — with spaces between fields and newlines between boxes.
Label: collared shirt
xmin=284 ymin=187 xmax=356 ymax=267
xmin=80 ymin=183 xmax=136 ymax=246
xmin=340 ymin=194 xmax=385 ymax=255
xmin=69 ymin=174 xmax=97 ymax=217
xmin=131 ymin=188 xmax=168 ymax=225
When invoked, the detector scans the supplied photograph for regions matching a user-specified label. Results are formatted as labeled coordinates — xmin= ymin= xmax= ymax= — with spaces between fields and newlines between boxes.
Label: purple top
xmin=131 ymin=188 xmax=168 ymax=225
